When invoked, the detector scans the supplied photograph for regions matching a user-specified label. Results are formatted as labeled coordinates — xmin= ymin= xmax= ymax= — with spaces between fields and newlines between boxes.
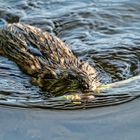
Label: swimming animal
xmin=0 ymin=23 xmax=101 ymax=96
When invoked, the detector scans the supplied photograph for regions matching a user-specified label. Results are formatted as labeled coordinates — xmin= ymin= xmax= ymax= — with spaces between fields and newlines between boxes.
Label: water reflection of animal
xmin=0 ymin=23 xmax=101 ymax=96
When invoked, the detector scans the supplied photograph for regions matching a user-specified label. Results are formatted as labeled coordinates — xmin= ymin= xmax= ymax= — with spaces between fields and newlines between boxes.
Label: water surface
xmin=0 ymin=0 xmax=140 ymax=139
xmin=0 ymin=0 xmax=140 ymax=109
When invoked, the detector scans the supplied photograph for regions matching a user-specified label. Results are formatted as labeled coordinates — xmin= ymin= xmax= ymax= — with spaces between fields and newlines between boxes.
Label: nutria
xmin=0 ymin=23 xmax=101 ymax=96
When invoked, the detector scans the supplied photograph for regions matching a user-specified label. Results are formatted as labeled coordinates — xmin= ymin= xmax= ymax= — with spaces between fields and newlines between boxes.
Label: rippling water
xmin=0 ymin=0 xmax=140 ymax=109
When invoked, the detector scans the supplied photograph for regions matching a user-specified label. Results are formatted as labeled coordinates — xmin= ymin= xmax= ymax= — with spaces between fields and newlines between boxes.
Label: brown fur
xmin=0 ymin=23 xmax=100 ymax=96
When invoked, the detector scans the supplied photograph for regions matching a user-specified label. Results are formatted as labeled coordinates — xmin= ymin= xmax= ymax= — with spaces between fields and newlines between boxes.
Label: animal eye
xmin=68 ymin=73 xmax=76 ymax=79
xmin=43 ymin=73 xmax=56 ymax=79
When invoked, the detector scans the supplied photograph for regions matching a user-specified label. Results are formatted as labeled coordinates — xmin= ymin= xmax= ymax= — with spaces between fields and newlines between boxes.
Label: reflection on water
xmin=0 ymin=0 xmax=140 ymax=109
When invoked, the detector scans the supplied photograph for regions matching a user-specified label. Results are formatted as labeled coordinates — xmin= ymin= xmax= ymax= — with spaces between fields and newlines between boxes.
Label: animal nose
xmin=83 ymin=87 xmax=96 ymax=93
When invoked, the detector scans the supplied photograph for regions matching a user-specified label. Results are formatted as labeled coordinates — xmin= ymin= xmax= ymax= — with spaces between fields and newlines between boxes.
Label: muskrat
xmin=0 ymin=23 xmax=101 ymax=96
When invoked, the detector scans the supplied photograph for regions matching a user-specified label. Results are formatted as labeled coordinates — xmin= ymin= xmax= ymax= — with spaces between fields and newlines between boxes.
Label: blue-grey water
xmin=0 ymin=0 xmax=140 ymax=139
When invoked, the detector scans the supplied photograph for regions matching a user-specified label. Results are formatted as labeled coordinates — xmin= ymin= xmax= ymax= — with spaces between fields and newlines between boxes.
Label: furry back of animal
xmin=0 ymin=23 xmax=100 ymax=96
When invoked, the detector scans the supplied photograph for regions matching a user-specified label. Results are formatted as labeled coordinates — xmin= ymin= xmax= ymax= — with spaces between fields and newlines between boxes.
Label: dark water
xmin=0 ymin=0 xmax=140 ymax=106
xmin=0 ymin=0 xmax=140 ymax=108
xmin=0 ymin=0 xmax=140 ymax=139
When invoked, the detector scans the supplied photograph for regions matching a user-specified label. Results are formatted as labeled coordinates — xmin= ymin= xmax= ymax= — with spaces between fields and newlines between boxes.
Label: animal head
xmin=33 ymin=61 xmax=100 ymax=96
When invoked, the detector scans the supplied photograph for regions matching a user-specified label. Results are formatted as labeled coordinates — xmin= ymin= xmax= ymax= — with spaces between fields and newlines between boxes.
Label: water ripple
xmin=0 ymin=0 xmax=140 ymax=109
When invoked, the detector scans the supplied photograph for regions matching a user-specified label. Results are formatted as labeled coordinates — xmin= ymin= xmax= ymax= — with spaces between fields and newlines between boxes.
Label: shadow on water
xmin=0 ymin=0 xmax=140 ymax=109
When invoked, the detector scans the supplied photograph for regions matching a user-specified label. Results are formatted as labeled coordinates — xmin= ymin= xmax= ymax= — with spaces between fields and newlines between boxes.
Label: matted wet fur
xmin=0 ymin=23 xmax=100 ymax=96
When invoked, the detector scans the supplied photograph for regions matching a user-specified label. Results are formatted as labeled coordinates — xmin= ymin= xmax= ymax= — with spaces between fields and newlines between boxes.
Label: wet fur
xmin=0 ymin=23 xmax=100 ymax=95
